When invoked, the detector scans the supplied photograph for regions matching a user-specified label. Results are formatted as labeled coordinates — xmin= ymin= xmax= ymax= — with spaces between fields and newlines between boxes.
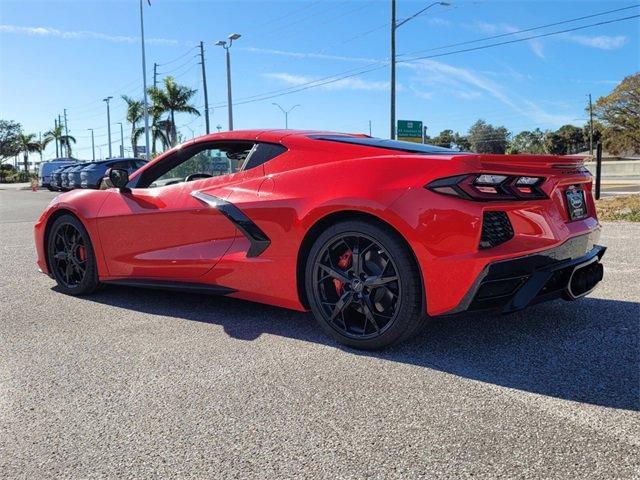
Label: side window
xmin=137 ymin=141 xmax=256 ymax=188
xmin=242 ymin=143 xmax=287 ymax=171
xmin=111 ymin=161 xmax=128 ymax=169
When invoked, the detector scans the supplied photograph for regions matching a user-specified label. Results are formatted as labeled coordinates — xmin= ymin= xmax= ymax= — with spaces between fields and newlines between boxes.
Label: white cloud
xmin=0 ymin=24 xmax=182 ymax=46
xmin=405 ymin=59 xmax=576 ymax=127
xmin=465 ymin=21 xmax=546 ymax=59
xmin=263 ymin=72 xmax=389 ymax=92
xmin=242 ymin=47 xmax=376 ymax=64
xmin=427 ymin=18 xmax=452 ymax=27
xmin=565 ymin=34 xmax=628 ymax=50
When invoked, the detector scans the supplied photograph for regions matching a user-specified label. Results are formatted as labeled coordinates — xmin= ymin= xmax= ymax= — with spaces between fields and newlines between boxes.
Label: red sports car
xmin=34 ymin=130 xmax=605 ymax=349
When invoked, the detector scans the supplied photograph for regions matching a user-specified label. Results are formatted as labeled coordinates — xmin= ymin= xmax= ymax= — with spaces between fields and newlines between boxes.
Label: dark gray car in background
xmin=50 ymin=164 xmax=78 ymax=191
xmin=80 ymin=158 xmax=147 ymax=189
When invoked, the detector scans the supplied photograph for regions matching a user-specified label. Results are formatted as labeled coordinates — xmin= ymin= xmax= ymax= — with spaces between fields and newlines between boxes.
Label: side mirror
xmin=107 ymin=168 xmax=129 ymax=190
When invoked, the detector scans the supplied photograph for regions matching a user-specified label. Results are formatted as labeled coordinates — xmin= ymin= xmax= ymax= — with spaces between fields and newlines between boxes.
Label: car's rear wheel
xmin=305 ymin=219 xmax=424 ymax=350
xmin=47 ymin=214 xmax=100 ymax=295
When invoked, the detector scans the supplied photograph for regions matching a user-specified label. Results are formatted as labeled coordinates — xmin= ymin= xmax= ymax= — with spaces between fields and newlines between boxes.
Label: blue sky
xmin=0 ymin=0 xmax=638 ymax=160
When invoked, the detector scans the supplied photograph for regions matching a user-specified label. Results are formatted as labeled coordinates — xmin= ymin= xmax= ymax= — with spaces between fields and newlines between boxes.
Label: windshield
xmin=311 ymin=135 xmax=464 ymax=155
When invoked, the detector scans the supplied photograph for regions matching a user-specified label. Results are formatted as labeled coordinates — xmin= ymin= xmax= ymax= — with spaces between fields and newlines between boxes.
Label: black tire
xmin=47 ymin=186 xmax=56 ymax=192
xmin=305 ymin=219 xmax=424 ymax=350
xmin=46 ymin=214 xmax=100 ymax=295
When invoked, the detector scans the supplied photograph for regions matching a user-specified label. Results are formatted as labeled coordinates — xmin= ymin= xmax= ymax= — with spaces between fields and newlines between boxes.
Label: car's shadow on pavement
xmin=76 ymin=285 xmax=640 ymax=411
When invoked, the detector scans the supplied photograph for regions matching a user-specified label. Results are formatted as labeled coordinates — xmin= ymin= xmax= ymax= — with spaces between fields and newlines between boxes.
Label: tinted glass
xmin=243 ymin=143 xmax=287 ymax=170
xmin=312 ymin=135 xmax=463 ymax=154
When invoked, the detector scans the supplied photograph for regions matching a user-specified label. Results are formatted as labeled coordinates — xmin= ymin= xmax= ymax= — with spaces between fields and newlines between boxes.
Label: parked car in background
xmin=38 ymin=158 xmax=76 ymax=190
xmin=66 ymin=162 xmax=94 ymax=190
xmin=80 ymin=158 xmax=147 ymax=189
xmin=50 ymin=164 xmax=78 ymax=191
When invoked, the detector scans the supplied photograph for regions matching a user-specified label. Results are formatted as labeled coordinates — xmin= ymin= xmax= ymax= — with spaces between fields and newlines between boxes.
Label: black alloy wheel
xmin=47 ymin=214 xmax=99 ymax=295
xmin=306 ymin=219 xmax=424 ymax=349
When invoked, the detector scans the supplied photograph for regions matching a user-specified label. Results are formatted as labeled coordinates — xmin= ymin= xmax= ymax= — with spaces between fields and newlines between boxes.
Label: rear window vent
xmin=480 ymin=212 xmax=514 ymax=249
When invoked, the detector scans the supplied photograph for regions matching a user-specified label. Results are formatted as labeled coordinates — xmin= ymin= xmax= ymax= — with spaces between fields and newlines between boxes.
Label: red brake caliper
xmin=77 ymin=246 xmax=87 ymax=262
xmin=333 ymin=250 xmax=352 ymax=295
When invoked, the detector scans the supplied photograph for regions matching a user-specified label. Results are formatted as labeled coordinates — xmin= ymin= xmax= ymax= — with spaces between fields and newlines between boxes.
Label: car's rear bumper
xmin=442 ymin=231 xmax=605 ymax=315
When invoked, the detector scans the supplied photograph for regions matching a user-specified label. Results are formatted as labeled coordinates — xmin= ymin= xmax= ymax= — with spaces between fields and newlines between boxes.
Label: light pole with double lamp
xmin=272 ymin=103 xmax=300 ymax=129
xmin=390 ymin=1 xmax=449 ymax=139
xmin=215 ymin=33 xmax=241 ymax=131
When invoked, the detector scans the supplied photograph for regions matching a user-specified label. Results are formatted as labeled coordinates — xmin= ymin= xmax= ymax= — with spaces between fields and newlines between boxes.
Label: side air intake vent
xmin=480 ymin=211 xmax=514 ymax=249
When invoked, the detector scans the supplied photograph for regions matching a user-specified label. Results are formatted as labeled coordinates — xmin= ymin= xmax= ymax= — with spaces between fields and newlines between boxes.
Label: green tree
xmin=452 ymin=132 xmax=471 ymax=151
xmin=556 ymin=124 xmax=586 ymax=154
xmin=593 ymin=73 xmax=640 ymax=155
xmin=122 ymin=95 xmax=144 ymax=157
xmin=0 ymin=120 xmax=22 ymax=164
xmin=508 ymin=129 xmax=545 ymax=154
xmin=44 ymin=124 xmax=74 ymax=158
xmin=148 ymin=76 xmax=200 ymax=147
xmin=467 ymin=119 xmax=510 ymax=154
xmin=16 ymin=133 xmax=41 ymax=173
xmin=133 ymin=112 xmax=171 ymax=155
xmin=431 ymin=129 xmax=455 ymax=148
xmin=544 ymin=131 xmax=565 ymax=155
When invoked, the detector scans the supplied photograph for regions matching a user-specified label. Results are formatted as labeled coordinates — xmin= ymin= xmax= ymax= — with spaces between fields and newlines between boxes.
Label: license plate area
xmin=565 ymin=186 xmax=588 ymax=221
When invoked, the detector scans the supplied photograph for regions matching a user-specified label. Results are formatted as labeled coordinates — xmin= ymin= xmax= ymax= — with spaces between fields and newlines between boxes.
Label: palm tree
xmin=16 ymin=133 xmax=41 ymax=173
xmin=44 ymin=124 xmax=64 ymax=158
xmin=133 ymin=112 xmax=170 ymax=155
xmin=59 ymin=133 xmax=76 ymax=157
xmin=148 ymin=76 xmax=200 ymax=146
xmin=44 ymin=124 xmax=76 ymax=158
xmin=122 ymin=95 xmax=143 ymax=157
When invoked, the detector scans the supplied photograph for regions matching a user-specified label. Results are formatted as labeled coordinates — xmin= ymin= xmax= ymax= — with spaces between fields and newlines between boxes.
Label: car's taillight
xmin=426 ymin=174 xmax=546 ymax=201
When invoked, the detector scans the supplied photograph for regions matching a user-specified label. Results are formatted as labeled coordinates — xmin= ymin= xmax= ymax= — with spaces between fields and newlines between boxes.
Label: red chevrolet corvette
xmin=34 ymin=130 xmax=605 ymax=349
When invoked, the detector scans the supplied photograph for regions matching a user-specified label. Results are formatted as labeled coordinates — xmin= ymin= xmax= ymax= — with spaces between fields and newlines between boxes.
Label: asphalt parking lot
xmin=1 ymin=189 xmax=638 ymax=478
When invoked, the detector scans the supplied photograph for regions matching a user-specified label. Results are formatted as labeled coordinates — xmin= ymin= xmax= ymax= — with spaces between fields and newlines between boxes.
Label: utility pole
xmin=199 ymin=41 xmax=211 ymax=134
xmin=216 ymin=33 xmax=241 ymax=131
xmin=153 ymin=62 xmax=158 ymax=88
xmin=103 ymin=96 xmax=113 ymax=158
xmin=368 ymin=120 xmax=372 ymax=136
xmin=54 ymin=119 xmax=59 ymax=158
xmin=39 ymin=132 xmax=43 ymax=165
xmin=588 ymin=93 xmax=594 ymax=156
xmin=390 ymin=1 xmax=449 ymax=140
xmin=87 ymin=128 xmax=95 ymax=161
xmin=58 ymin=114 xmax=65 ymax=157
xmin=117 ymin=122 xmax=125 ymax=157
xmin=390 ymin=0 xmax=396 ymax=139
xmin=140 ymin=0 xmax=151 ymax=161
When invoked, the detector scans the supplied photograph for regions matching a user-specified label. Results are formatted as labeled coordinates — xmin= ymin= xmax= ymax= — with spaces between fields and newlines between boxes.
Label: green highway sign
xmin=397 ymin=120 xmax=423 ymax=138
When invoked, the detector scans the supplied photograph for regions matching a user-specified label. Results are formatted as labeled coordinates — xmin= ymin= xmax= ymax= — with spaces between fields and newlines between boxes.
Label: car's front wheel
xmin=47 ymin=214 xmax=100 ymax=295
xmin=305 ymin=219 xmax=424 ymax=350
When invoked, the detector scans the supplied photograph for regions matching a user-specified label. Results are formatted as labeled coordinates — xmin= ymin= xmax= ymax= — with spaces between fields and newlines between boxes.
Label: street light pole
xmin=117 ymin=122 xmax=124 ymax=157
xmin=140 ymin=0 xmax=151 ymax=161
xmin=103 ymin=96 xmax=113 ymax=158
xmin=390 ymin=1 xmax=449 ymax=139
xmin=87 ymin=128 xmax=95 ymax=161
xmin=272 ymin=103 xmax=300 ymax=129
xmin=199 ymin=41 xmax=211 ymax=134
xmin=216 ymin=33 xmax=241 ymax=131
